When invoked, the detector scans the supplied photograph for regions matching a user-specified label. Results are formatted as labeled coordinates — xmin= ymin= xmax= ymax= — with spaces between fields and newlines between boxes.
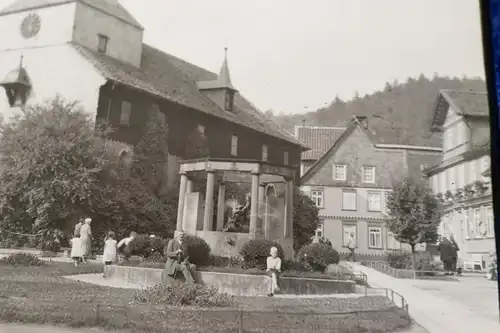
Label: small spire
xmin=218 ymin=47 xmax=235 ymax=90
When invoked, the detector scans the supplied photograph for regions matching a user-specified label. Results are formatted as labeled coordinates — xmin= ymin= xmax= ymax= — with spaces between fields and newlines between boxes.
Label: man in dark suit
xmin=164 ymin=231 xmax=196 ymax=282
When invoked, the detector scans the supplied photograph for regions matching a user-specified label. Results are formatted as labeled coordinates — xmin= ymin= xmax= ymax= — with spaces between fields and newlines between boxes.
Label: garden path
xmin=344 ymin=262 xmax=500 ymax=333
xmin=0 ymin=323 xmax=105 ymax=333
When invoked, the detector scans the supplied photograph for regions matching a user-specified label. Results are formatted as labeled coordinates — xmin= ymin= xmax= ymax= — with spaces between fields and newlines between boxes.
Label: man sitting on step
xmin=164 ymin=230 xmax=196 ymax=283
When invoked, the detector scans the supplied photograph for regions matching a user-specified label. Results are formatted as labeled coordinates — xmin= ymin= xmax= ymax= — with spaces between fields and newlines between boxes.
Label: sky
xmin=118 ymin=1 xmax=483 ymax=114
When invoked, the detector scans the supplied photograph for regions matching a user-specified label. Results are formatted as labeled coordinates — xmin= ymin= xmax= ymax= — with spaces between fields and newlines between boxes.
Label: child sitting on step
xmin=266 ymin=247 xmax=282 ymax=297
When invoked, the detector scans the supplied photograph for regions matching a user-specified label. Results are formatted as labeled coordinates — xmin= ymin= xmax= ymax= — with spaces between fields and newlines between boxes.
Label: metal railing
xmin=362 ymin=261 xmax=451 ymax=279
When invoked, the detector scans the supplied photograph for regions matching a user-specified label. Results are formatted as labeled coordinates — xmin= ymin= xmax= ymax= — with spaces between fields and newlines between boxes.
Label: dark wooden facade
xmin=96 ymin=82 xmax=302 ymax=183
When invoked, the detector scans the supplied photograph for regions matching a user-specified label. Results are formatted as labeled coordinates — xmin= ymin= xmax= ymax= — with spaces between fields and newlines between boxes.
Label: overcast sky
xmin=122 ymin=0 xmax=484 ymax=114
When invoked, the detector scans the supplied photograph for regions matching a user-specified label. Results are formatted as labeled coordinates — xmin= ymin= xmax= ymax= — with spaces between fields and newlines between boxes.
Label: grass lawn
xmin=0 ymin=262 xmax=411 ymax=333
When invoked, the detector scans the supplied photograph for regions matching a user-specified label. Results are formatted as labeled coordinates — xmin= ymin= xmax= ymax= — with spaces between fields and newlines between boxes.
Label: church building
xmin=0 ymin=0 xmax=306 ymax=186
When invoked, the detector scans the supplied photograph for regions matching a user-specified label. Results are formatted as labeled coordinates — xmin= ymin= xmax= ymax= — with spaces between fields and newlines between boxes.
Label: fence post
xmin=95 ymin=304 xmax=100 ymax=324
xmin=238 ymin=311 xmax=244 ymax=333
xmin=356 ymin=310 xmax=361 ymax=329
xmin=391 ymin=289 xmax=394 ymax=302
xmin=364 ymin=284 xmax=368 ymax=296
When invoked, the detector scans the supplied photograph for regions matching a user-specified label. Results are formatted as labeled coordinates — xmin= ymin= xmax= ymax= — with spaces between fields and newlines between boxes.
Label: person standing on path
xmin=80 ymin=218 xmax=93 ymax=263
xmin=164 ymin=231 xmax=196 ymax=283
xmin=346 ymin=232 xmax=356 ymax=262
xmin=450 ymin=235 xmax=460 ymax=275
xmin=438 ymin=237 xmax=454 ymax=275
xmin=74 ymin=218 xmax=83 ymax=239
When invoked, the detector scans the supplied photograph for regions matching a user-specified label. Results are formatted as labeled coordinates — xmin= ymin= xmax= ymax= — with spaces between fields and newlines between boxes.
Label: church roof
xmin=72 ymin=43 xmax=306 ymax=149
xmin=0 ymin=0 xmax=142 ymax=29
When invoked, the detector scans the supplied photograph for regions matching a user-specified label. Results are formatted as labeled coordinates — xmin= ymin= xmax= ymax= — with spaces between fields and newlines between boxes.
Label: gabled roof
xmin=197 ymin=48 xmax=236 ymax=91
xmin=72 ymin=43 xmax=306 ymax=149
xmin=430 ymin=90 xmax=489 ymax=131
xmin=301 ymin=117 xmax=370 ymax=182
xmin=0 ymin=0 xmax=143 ymax=29
xmin=295 ymin=126 xmax=346 ymax=160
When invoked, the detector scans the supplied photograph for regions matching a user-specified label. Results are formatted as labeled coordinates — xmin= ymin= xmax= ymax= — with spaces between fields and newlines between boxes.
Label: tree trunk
xmin=411 ymin=244 xmax=416 ymax=271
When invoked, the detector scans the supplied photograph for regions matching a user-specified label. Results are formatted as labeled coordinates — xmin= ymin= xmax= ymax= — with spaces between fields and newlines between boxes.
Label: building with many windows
xmin=0 ymin=0 xmax=306 ymax=186
xmin=300 ymin=116 xmax=441 ymax=259
xmin=424 ymin=90 xmax=494 ymax=270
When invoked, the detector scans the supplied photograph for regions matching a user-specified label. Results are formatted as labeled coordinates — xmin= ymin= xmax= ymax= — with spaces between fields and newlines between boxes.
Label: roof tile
xmin=295 ymin=126 xmax=345 ymax=160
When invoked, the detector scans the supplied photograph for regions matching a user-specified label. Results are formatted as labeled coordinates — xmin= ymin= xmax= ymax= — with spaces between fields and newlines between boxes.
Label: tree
xmin=293 ymin=186 xmax=320 ymax=251
xmin=385 ymin=178 xmax=440 ymax=270
xmin=0 ymin=97 xmax=174 ymax=247
xmin=132 ymin=104 xmax=169 ymax=197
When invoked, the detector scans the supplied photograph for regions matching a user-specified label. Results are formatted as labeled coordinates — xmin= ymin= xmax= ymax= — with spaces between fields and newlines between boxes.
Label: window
xmin=457 ymin=163 xmax=465 ymax=189
xmin=342 ymin=190 xmax=357 ymax=210
xmin=120 ymin=101 xmax=131 ymax=126
xmin=224 ymin=90 xmax=234 ymax=111
xmin=368 ymin=226 xmax=383 ymax=249
xmin=431 ymin=175 xmax=439 ymax=193
xmin=439 ymin=171 xmax=446 ymax=193
xmin=362 ymin=166 xmax=375 ymax=184
xmin=444 ymin=127 xmax=452 ymax=151
xmin=333 ymin=164 xmax=346 ymax=181
xmin=482 ymin=156 xmax=490 ymax=181
xmin=387 ymin=231 xmax=400 ymax=250
xmin=284 ymin=151 xmax=289 ymax=165
xmin=473 ymin=208 xmax=481 ymax=238
xmin=197 ymin=124 xmax=205 ymax=135
xmin=342 ymin=224 xmax=357 ymax=248
xmin=262 ymin=145 xmax=268 ymax=161
xmin=310 ymin=190 xmax=324 ymax=208
xmin=315 ymin=222 xmax=324 ymax=238
xmin=486 ymin=206 xmax=494 ymax=237
xmin=367 ymin=192 xmax=382 ymax=211
xmin=230 ymin=135 xmax=238 ymax=156
xmin=469 ymin=160 xmax=477 ymax=184
xmin=448 ymin=166 xmax=456 ymax=191
xmin=97 ymin=34 xmax=109 ymax=53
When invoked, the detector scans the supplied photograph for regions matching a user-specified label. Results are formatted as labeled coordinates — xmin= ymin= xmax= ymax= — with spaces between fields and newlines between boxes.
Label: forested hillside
xmin=267 ymin=75 xmax=486 ymax=147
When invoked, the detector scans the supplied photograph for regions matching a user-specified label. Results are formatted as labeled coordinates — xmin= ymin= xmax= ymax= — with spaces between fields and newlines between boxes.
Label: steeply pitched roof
xmin=0 ymin=0 xmax=142 ymax=29
xmin=295 ymin=126 xmax=345 ymax=160
xmin=72 ymin=43 xmax=306 ymax=149
xmin=430 ymin=90 xmax=489 ymax=130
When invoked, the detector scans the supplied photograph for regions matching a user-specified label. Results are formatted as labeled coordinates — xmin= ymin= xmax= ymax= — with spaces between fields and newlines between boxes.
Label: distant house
xmin=424 ymin=90 xmax=493 ymax=271
xmin=300 ymin=116 xmax=442 ymax=260
xmin=0 ymin=0 xmax=307 ymax=186
xmin=294 ymin=126 xmax=345 ymax=176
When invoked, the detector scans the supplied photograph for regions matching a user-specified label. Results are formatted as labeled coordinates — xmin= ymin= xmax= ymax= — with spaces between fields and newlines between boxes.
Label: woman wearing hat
xmin=80 ymin=218 xmax=93 ymax=263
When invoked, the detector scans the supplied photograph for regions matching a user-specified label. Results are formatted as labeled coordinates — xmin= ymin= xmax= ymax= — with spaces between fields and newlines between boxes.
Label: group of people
xmin=70 ymin=217 xmax=138 ymax=268
xmin=437 ymin=235 xmax=461 ymax=275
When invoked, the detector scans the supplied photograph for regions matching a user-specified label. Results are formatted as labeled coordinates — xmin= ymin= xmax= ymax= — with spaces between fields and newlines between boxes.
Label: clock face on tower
xmin=20 ymin=13 xmax=41 ymax=39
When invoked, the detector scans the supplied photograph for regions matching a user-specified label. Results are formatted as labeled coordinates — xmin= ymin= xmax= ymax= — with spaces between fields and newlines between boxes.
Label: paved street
xmin=346 ymin=262 xmax=500 ymax=333
xmin=0 ymin=324 xmax=104 ymax=333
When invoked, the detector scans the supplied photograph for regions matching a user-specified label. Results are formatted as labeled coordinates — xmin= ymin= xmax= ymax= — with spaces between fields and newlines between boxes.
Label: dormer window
xmin=97 ymin=34 xmax=109 ymax=54
xmin=231 ymin=135 xmax=238 ymax=156
xmin=225 ymin=90 xmax=234 ymax=112
xmin=262 ymin=144 xmax=268 ymax=161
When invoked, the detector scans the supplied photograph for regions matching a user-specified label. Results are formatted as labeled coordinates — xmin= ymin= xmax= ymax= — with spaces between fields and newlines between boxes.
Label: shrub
xmin=145 ymin=251 xmax=165 ymax=263
xmin=210 ymin=255 xmax=244 ymax=268
xmin=296 ymin=243 xmax=339 ymax=272
xmin=387 ymin=250 xmax=412 ymax=269
xmin=0 ymin=252 xmax=45 ymax=266
xmin=184 ymin=235 xmax=211 ymax=266
xmin=240 ymin=239 xmax=284 ymax=269
xmin=132 ymin=281 xmax=235 ymax=307
xmin=127 ymin=235 xmax=167 ymax=259
xmin=127 ymin=235 xmax=151 ymax=257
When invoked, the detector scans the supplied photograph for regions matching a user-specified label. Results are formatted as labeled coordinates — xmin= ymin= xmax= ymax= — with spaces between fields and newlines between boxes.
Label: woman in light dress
xmin=80 ymin=218 xmax=93 ymax=263
xmin=266 ymin=247 xmax=282 ymax=297
xmin=102 ymin=231 xmax=117 ymax=276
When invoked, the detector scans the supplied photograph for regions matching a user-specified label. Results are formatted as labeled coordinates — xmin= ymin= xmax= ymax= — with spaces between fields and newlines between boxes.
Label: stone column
xmin=176 ymin=173 xmax=188 ymax=231
xmin=284 ymin=178 xmax=294 ymax=237
xmin=186 ymin=178 xmax=193 ymax=194
xmin=216 ymin=183 xmax=226 ymax=231
xmin=203 ymin=171 xmax=215 ymax=231
xmin=249 ymin=172 xmax=260 ymax=238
